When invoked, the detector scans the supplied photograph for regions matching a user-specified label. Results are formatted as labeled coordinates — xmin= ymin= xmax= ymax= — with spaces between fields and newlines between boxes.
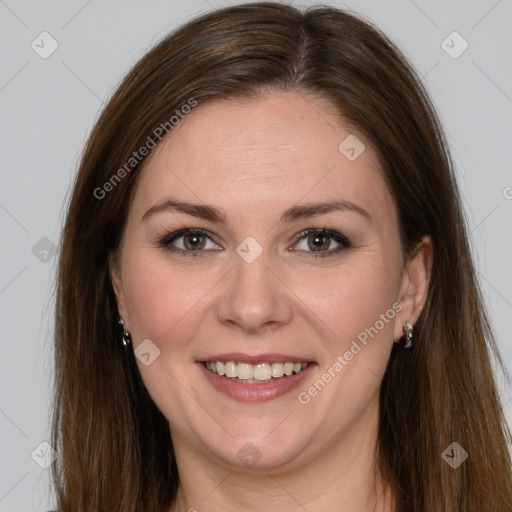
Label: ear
xmin=108 ymin=251 xmax=129 ymax=326
xmin=394 ymin=235 xmax=433 ymax=340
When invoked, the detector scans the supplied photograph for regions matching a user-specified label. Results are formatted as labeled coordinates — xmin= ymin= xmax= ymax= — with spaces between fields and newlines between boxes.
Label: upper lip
xmin=197 ymin=352 xmax=313 ymax=364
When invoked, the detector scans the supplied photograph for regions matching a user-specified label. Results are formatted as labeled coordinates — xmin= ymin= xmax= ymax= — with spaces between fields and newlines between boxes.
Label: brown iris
xmin=183 ymin=233 xmax=206 ymax=250
xmin=307 ymin=233 xmax=330 ymax=252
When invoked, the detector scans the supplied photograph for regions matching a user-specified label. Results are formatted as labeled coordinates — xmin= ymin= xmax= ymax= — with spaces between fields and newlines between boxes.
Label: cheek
xmin=289 ymin=256 xmax=400 ymax=432
xmin=120 ymin=250 xmax=216 ymax=428
xmin=122 ymin=249 xmax=213 ymax=349
xmin=300 ymin=258 xmax=400 ymax=352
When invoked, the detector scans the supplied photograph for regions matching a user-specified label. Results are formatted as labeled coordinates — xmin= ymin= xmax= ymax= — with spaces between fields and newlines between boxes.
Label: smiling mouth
xmin=202 ymin=361 xmax=310 ymax=384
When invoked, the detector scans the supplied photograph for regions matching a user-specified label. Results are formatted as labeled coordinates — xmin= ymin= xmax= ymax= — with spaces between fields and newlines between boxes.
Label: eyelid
xmin=160 ymin=227 xmax=217 ymax=245
xmin=292 ymin=227 xmax=350 ymax=245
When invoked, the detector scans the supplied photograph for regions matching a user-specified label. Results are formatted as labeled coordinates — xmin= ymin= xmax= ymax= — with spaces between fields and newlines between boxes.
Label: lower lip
xmin=197 ymin=362 xmax=316 ymax=402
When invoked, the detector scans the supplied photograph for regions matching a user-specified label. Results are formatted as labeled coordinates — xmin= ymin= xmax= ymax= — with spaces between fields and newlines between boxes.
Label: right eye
xmin=160 ymin=228 xmax=222 ymax=255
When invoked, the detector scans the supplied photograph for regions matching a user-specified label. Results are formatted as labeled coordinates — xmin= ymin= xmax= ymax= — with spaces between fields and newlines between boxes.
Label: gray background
xmin=0 ymin=0 xmax=511 ymax=510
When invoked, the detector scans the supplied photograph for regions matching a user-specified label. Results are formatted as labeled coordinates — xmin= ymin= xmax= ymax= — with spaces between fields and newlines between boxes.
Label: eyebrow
xmin=141 ymin=197 xmax=372 ymax=224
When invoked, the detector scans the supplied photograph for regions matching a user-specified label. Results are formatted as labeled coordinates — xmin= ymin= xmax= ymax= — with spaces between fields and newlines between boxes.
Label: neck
xmin=167 ymin=399 xmax=395 ymax=512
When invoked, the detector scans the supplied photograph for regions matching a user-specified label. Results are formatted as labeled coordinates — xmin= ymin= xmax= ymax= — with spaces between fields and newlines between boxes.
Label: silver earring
xmin=394 ymin=321 xmax=413 ymax=349
xmin=118 ymin=317 xmax=132 ymax=346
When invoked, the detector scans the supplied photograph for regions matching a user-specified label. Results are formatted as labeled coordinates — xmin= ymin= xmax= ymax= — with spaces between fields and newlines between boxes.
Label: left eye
xmin=293 ymin=229 xmax=351 ymax=255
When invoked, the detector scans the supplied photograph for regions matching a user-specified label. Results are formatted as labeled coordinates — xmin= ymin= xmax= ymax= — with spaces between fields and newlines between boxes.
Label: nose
xmin=216 ymin=251 xmax=294 ymax=335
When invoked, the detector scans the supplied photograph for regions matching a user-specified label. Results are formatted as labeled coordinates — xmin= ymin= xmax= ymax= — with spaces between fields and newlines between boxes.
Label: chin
xmin=203 ymin=428 xmax=312 ymax=471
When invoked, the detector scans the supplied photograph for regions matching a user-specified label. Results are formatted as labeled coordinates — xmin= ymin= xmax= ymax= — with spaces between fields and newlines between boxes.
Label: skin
xmin=110 ymin=91 xmax=432 ymax=512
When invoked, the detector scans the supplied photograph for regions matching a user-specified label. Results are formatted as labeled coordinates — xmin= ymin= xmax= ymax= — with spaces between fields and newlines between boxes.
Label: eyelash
xmin=158 ymin=227 xmax=352 ymax=259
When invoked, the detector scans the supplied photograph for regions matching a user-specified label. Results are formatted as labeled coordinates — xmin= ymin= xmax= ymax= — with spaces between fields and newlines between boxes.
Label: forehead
xmin=131 ymin=91 xmax=395 ymax=224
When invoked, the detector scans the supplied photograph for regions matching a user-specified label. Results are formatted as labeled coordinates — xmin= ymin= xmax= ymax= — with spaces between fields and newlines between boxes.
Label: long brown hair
xmin=51 ymin=2 xmax=512 ymax=510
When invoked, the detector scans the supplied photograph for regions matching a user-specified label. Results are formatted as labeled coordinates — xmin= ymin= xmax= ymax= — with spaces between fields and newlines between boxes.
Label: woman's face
xmin=110 ymin=91 xmax=430 ymax=471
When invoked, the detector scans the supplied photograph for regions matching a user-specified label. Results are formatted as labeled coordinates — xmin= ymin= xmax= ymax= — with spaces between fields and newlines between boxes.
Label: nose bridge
xmin=233 ymin=249 xmax=272 ymax=295
xmin=217 ymin=245 xmax=293 ymax=332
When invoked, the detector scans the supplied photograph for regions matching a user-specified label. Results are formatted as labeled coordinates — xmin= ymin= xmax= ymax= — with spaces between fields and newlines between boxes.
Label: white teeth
xmin=283 ymin=362 xmax=294 ymax=375
xmin=237 ymin=363 xmax=253 ymax=380
xmin=253 ymin=363 xmax=271 ymax=381
xmin=225 ymin=361 xmax=237 ymax=378
xmin=204 ymin=360 xmax=309 ymax=380
xmin=271 ymin=362 xmax=284 ymax=378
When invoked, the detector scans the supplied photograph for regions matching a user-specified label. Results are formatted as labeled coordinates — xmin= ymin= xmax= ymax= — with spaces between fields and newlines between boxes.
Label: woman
xmin=51 ymin=2 xmax=512 ymax=511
